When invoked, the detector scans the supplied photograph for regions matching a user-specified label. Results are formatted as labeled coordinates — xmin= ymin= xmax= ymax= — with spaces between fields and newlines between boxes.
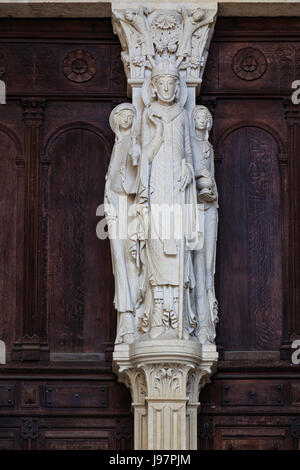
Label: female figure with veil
xmin=104 ymin=103 xmax=140 ymax=344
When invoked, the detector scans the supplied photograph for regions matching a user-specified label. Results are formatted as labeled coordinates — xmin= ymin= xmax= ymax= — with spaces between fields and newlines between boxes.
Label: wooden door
xmin=0 ymin=19 xmax=132 ymax=451
xmin=198 ymin=17 xmax=300 ymax=450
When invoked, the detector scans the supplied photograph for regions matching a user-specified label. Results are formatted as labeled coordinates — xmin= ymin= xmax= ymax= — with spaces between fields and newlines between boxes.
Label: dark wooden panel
xmin=44 ymin=384 xmax=107 ymax=408
xmin=0 ymin=128 xmax=20 ymax=352
xmin=0 ymin=43 xmax=123 ymax=96
xmin=217 ymin=127 xmax=282 ymax=351
xmin=222 ymin=382 xmax=284 ymax=407
xmin=40 ymin=429 xmax=112 ymax=450
xmin=45 ymin=125 xmax=113 ymax=353
xmin=215 ymin=426 xmax=291 ymax=450
xmin=0 ymin=385 xmax=14 ymax=407
xmin=0 ymin=430 xmax=18 ymax=450
xmin=21 ymin=383 xmax=40 ymax=409
xmin=291 ymin=384 xmax=300 ymax=406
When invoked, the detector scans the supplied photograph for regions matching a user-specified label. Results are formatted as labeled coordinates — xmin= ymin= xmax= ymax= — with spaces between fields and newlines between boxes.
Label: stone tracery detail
xmin=106 ymin=2 xmax=218 ymax=450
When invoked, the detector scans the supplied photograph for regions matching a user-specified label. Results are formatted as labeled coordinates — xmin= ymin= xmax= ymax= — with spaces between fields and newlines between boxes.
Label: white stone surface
xmin=0 ymin=340 xmax=5 ymax=364
xmin=106 ymin=3 xmax=219 ymax=450
xmin=113 ymin=340 xmax=218 ymax=449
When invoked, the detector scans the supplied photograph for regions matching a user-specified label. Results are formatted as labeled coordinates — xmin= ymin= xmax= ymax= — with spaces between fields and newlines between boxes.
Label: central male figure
xmin=138 ymin=60 xmax=197 ymax=339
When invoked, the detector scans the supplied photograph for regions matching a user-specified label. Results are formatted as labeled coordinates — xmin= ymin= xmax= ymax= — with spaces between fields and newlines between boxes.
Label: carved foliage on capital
xmin=143 ymin=363 xmax=193 ymax=399
xmin=186 ymin=366 xmax=213 ymax=403
xmin=118 ymin=362 xmax=199 ymax=401
xmin=112 ymin=5 xmax=216 ymax=83
xmin=118 ymin=367 xmax=147 ymax=404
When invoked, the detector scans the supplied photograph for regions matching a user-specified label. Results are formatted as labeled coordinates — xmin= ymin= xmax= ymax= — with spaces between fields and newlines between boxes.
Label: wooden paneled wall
xmin=0 ymin=17 xmax=299 ymax=450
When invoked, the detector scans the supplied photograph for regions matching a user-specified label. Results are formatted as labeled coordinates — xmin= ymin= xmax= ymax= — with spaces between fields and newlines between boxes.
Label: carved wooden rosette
xmin=111 ymin=2 xmax=218 ymax=449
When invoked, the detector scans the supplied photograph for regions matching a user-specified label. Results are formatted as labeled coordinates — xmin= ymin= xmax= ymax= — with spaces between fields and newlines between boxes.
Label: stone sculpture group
xmin=104 ymin=3 xmax=219 ymax=449
xmin=105 ymin=6 xmax=218 ymax=347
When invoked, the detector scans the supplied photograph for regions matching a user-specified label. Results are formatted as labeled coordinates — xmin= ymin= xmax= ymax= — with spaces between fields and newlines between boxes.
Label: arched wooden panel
xmin=0 ymin=130 xmax=19 ymax=352
xmin=217 ymin=126 xmax=282 ymax=351
xmin=45 ymin=126 xmax=113 ymax=353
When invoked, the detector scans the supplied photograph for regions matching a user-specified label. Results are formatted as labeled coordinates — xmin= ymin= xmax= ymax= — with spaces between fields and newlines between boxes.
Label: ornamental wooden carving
xmin=63 ymin=49 xmax=96 ymax=83
xmin=232 ymin=47 xmax=267 ymax=81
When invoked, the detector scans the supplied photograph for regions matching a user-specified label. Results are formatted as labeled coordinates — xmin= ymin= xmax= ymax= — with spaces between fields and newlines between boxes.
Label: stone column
xmin=109 ymin=2 xmax=218 ymax=450
xmin=114 ymin=340 xmax=217 ymax=450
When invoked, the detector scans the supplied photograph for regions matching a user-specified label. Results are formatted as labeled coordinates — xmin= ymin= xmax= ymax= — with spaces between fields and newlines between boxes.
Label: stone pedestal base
xmin=113 ymin=340 xmax=218 ymax=450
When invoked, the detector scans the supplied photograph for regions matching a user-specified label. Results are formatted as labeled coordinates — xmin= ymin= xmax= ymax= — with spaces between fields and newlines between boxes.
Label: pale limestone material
xmin=191 ymin=105 xmax=219 ymax=345
xmin=0 ymin=340 xmax=5 ymax=364
xmin=106 ymin=3 xmax=219 ymax=450
xmin=104 ymin=103 xmax=140 ymax=345
xmin=113 ymin=340 xmax=218 ymax=449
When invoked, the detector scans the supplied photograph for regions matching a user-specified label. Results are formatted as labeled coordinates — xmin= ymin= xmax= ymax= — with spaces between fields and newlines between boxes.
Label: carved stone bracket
xmin=114 ymin=341 xmax=217 ymax=450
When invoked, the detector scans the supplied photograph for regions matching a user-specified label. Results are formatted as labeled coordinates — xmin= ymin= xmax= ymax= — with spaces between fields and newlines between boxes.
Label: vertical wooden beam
xmin=12 ymin=98 xmax=49 ymax=361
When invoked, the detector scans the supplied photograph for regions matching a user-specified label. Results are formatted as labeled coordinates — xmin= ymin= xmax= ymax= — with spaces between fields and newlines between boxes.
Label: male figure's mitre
xmin=151 ymin=60 xmax=180 ymax=79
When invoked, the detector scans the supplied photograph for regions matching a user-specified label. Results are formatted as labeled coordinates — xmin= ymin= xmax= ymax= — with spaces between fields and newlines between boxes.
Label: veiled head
xmin=192 ymin=105 xmax=213 ymax=132
xmin=109 ymin=103 xmax=137 ymax=140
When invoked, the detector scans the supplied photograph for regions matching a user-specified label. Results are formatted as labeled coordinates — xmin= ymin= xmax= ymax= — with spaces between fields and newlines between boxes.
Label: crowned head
xmin=151 ymin=60 xmax=180 ymax=104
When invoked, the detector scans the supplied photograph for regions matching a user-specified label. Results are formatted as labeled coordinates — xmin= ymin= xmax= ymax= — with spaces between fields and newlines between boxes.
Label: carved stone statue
xmin=108 ymin=3 xmax=218 ymax=450
xmin=104 ymin=103 xmax=140 ymax=344
xmin=191 ymin=105 xmax=218 ymax=344
xmin=177 ymin=6 xmax=215 ymax=60
xmin=114 ymin=6 xmax=155 ymax=58
xmin=137 ymin=60 xmax=200 ymax=340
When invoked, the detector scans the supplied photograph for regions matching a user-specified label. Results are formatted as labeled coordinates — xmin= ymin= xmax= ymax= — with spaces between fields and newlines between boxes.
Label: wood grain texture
xmin=0 ymin=16 xmax=299 ymax=451
xmin=45 ymin=125 xmax=112 ymax=353
xmin=0 ymin=129 xmax=19 ymax=352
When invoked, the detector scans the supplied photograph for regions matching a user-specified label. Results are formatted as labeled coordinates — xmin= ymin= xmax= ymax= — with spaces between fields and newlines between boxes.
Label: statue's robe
xmin=104 ymin=134 xmax=138 ymax=315
xmin=137 ymin=101 xmax=201 ymax=331
xmin=191 ymin=135 xmax=219 ymax=343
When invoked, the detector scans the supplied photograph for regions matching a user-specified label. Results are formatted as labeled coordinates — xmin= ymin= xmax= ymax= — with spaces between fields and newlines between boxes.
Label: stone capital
xmin=113 ymin=340 xmax=218 ymax=449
